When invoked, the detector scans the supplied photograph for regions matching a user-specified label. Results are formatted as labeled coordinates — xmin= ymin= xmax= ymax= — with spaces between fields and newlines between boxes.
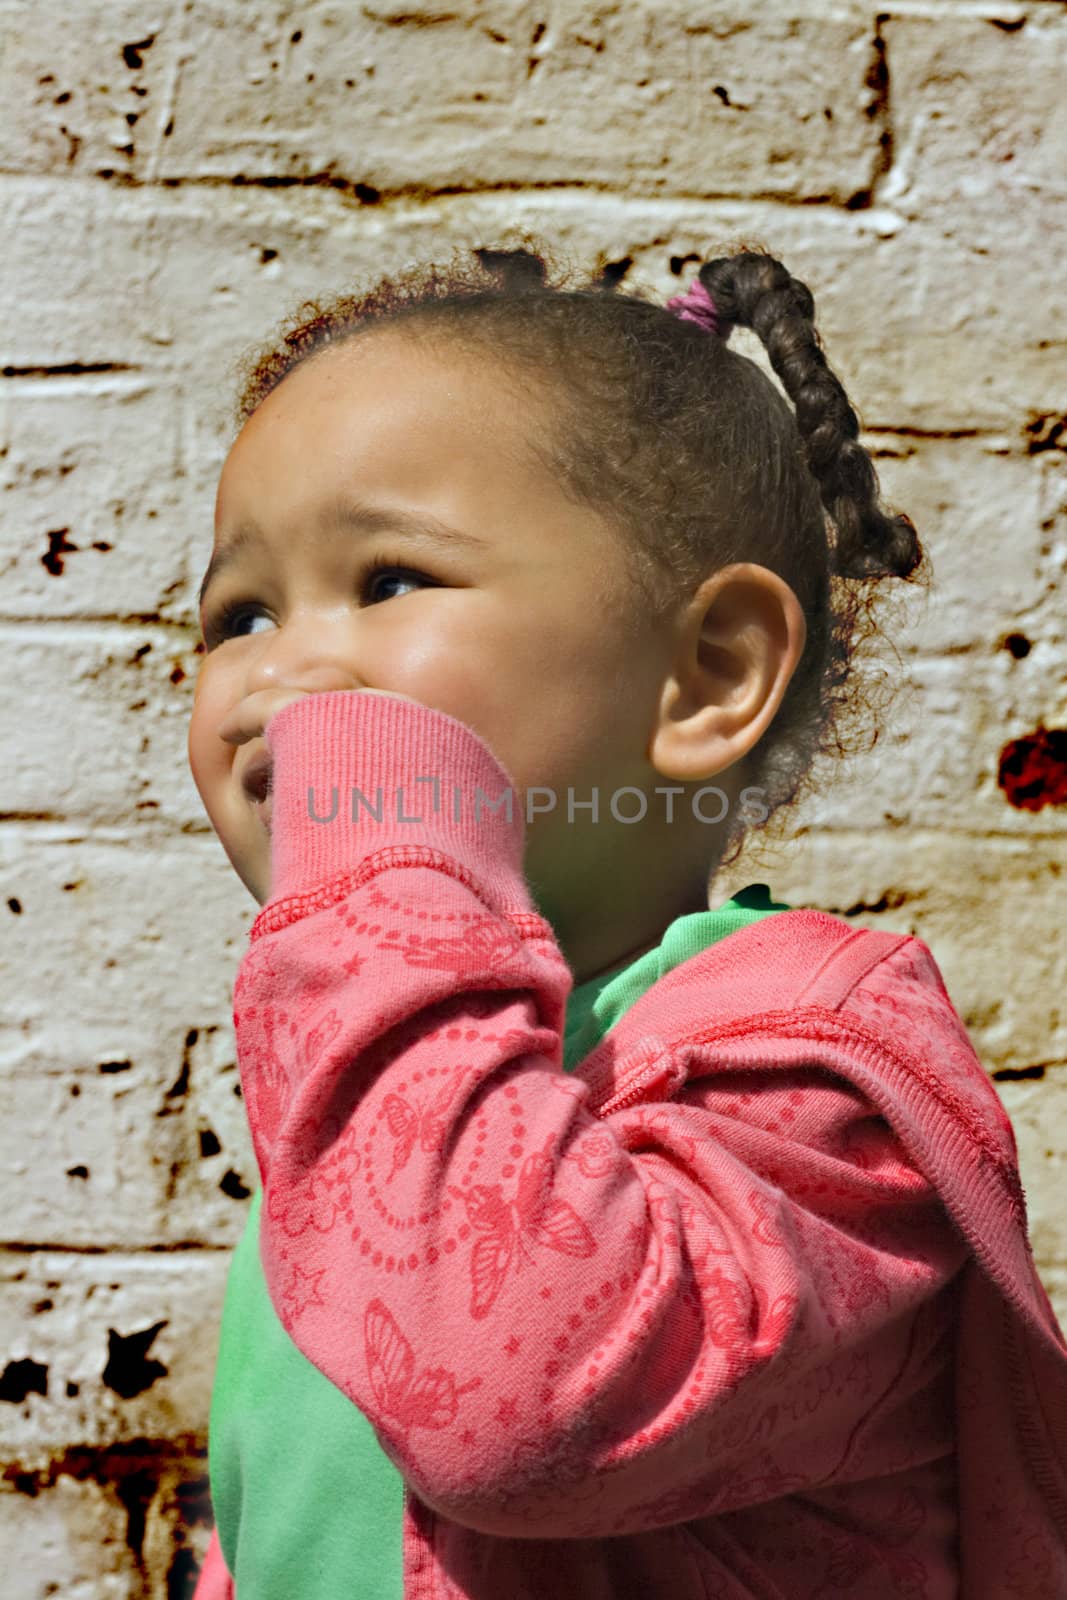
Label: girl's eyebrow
xmin=197 ymin=499 xmax=488 ymax=609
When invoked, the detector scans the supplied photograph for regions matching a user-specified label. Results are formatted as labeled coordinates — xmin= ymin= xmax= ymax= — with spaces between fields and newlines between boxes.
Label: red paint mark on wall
xmin=997 ymin=725 xmax=1067 ymax=811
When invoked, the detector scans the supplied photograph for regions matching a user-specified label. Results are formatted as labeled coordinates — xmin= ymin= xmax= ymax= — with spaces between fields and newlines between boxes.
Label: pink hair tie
xmin=666 ymin=276 xmax=732 ymax=340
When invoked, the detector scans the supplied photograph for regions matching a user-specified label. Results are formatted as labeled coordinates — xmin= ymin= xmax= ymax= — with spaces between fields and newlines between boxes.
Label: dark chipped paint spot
xmin=259 ymin=246 xmax=278 ymax=263
xmin=220 ymin=1169 xmax=251 ymax=1200
xmin=712 ymin=84 xmax=731 ymax=105
xmin=998 ymin=725 xmax=1067 ymax=811
xmin=176 ymin=1470 xmax=214 ymax=1531
xmin=116 ymin=1467 xmax=155 ymax=1567
xmin=1003 ymin=632 xmax=1032 ymax=658
xmin=290 ymin=28 xmax=303 ymax=42
xmin=226 ymin=170 xmax=382 ymax=203
xmin=66 ymin=1165 xmax=90 ymax=1180
xmin=165 ymin=1056 xmax=190 ymax=1100
xmin=92 ymin=540 xmax=112 ymax=552
xmin=198 ymin=1127 xmax=221 ymax=1157
xmin=163 ymin=117 xmax=174 ymax=137
xmin=130 ymin=642 xmax=153 ymax=664
xmin=7 ymin=898 xmax=21 ymax=913
xmin=992 ymin=1064 xmax=1047 ymax=1081
xmin=42 ymin=527 xmax=77 ymax=576
xmin=596 ymin=256 xmax=633 ymax=291
xmin=122 ymin=36 xmax=156 ymax=71
xmin=989 ymin=15 xmax=1026 ymax=31
xmin=836 ymin=890 xmax=909 ymax=916
xmin=34 ymin=1299 xmax=53 ymax=1313
xmin=102 ymin=1322 xmax=168 ymax=1400
xmin=0 ymin=1356 xmax=48 ymax=1404
xmin=1 ymin=1435 xmax=212 ymax=1586
xmin=3 ymin=361 xmax=138 ymax=377
xmin=70 ymin=1083 xmax=81 ymax=1097
xmin=99 ymin=1058 xmax=132 ymax=1073
xmin=863 ymin=28 xmax=889 ymax=119
xmin=170 ymin=662 xmax=186 ymax=684
xmin=168 ymin=1547 xmax=199 ymax=1596
xmin=66 ymin=1380 xmax=79 ymax=1396
xmin=1024 ymin=414 xmax=1066 ymax=454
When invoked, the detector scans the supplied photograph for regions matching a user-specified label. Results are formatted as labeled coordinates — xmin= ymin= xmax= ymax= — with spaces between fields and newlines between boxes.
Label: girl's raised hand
xmin=218 ymin=686 xmax=420 ymax=747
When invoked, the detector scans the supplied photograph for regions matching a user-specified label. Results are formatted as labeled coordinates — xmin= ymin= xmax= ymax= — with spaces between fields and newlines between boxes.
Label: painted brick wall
xmin=1 ymin=1 xmax=1064 ymax=1592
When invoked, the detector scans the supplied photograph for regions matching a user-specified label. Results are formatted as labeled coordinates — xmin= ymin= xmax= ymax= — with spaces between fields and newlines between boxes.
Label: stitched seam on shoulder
xmin=675 ymin=1004 xmax=1024 ymax=1219
xmin=794 ymin=928 xmax=915 ymax=1011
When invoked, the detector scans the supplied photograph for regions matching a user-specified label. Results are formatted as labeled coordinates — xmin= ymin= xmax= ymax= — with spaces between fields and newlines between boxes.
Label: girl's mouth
xmin=240 ymin=747 xmax=274 ymax=826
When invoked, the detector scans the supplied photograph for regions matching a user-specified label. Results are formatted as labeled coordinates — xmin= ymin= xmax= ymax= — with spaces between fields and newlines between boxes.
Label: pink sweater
xmin=193 ymin=690 xmax=1067 ymax=1598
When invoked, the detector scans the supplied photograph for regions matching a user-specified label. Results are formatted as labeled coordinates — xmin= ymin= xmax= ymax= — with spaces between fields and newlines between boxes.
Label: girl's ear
xmin=647 ymin=564 xmax=807 ymax=784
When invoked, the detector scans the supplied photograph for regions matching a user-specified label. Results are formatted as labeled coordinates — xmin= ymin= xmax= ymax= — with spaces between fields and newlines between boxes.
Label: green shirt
xmin=208 ymin=883 xmax=791 ymax=1593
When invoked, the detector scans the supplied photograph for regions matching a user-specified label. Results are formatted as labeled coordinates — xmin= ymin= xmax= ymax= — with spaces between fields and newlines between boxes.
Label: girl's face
xmin=188 ymin=330 xmax=687 ymax=971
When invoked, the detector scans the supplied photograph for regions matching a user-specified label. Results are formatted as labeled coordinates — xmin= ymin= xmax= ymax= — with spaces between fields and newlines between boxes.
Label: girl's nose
xmin=242 ymin=616 xmax=364 ymax=700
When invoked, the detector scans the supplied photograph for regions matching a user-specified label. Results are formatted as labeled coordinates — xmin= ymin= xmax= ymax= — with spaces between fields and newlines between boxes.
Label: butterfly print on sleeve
xmin=448 ymin=1138 xmax=597 ymax=1321
xmin=365 ymin=1297 xmax=482 ymax=1447
xmin=377 ymin=916 xmax=527 ymax=978
xmin=382 ymin=1071 xmax=467 ymax=1182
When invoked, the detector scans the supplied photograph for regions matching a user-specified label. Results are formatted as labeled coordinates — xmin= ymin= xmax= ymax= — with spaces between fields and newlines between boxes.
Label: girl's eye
xmin=362 ymin=561 xmax=434 ymax=606
xmin=205 ymin=562 xmax=436 ymax=645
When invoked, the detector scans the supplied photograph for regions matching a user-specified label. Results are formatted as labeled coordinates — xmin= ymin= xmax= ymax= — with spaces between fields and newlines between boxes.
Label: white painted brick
xmin=0 ymin=832 xmax=254 ymax=1039
xmin=0 ymin=379 xmax=208 ymax=623
xmin=0 ymin=1 xmax=880 ymax=202
xmin=863 ymin=438 xmax=1066 ymax=655
xmin=882 ymin=8 xmax=1067 ymax=209
xmin=1 ymin=179 xmax=1061 ymax=433
xmin=778 ymin=647 xmax=1067 ymax=838
xmin=0 ymin=1025 xmax=255 ymax=1251
xmin=0 ymin=1248 xmax=226 ymax=1455
xmin=0 ymin=624 xmax=204 ymax=825
xmin=0 ymin=1473 xmax=136 ymax=1598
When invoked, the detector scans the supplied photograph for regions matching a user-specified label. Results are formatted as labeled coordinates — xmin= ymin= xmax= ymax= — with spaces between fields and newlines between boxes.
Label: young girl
xmin=187 ymin=243 xmax=1067 ymax=1599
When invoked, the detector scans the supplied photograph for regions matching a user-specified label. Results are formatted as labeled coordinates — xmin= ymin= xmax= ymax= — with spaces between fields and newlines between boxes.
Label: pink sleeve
xmin=191 ymin=1527 xmax=233 ymax=1600
xmin=236 ymin=690 xmax=967 ymax=1538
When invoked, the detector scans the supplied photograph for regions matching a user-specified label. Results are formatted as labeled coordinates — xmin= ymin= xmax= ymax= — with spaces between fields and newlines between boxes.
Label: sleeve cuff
xmin=262 ymin=690 xmax=533 ymax=910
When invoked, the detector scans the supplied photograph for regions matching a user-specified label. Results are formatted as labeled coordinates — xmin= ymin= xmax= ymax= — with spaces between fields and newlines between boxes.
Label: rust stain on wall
xmin=998 ymin=725 xmax=1067 ymax=811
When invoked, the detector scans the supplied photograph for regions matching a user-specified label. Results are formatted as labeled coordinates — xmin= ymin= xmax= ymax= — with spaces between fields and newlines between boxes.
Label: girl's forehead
xmin=221 ymin=335 xmax=549 ymax=504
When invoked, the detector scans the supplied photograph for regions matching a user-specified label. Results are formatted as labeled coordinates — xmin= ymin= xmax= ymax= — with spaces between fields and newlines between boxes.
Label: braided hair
xmin=228 ymin=234 xmax=930 ymax=872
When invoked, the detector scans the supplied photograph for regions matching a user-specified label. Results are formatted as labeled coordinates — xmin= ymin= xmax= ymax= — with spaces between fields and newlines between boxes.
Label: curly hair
xmin=228 ymin=232 xmax=931 ymax=875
